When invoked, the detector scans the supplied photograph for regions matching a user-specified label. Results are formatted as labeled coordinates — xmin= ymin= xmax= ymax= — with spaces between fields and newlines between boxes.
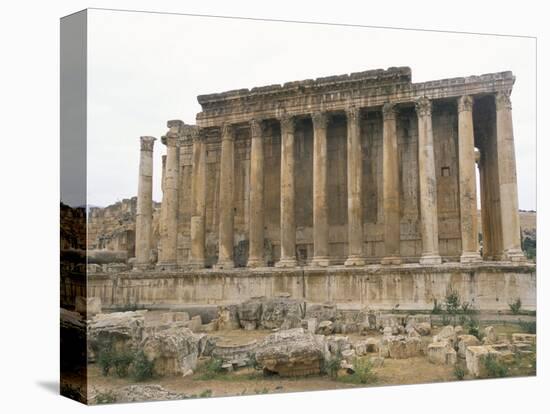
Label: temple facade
xmin=135 ymin=67 xmax=524 ymax=270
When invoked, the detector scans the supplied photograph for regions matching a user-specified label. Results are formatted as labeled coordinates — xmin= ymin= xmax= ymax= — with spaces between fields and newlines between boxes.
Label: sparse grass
xmin=337 ymin=358 xmax=377 ymax=385
xmin=194 ymin=358 xmax=225 ymax=380
xmin=482 ymin=354 xmax=509 ymax=378
xmin=519 ymin=320 xmax=536 ymax=334
xmin=94 ymin=389 xmax=117 ymax=404
xmin=132 ymin=350 xmax=154 ymax=381
xmin=322 ymin=353 xmax=343 ymax=379
xmin=453 ymin=365 xmax=465 ymax=380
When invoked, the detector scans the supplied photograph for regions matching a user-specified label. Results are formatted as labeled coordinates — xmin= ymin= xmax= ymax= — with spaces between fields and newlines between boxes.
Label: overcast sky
xmin=87 ymin=9 xmax=536 ymax=211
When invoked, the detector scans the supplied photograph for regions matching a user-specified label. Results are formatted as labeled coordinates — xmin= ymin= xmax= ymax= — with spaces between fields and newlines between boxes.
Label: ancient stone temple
xmin=84 ymin=67 xmax=535 ymax=312
xmin=145 ymin=67 xmax=524 ymax=268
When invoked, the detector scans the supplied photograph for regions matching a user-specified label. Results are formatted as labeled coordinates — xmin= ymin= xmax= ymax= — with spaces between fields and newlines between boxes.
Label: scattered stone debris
xmin=92 ymin=384 xmax=186 ymax=404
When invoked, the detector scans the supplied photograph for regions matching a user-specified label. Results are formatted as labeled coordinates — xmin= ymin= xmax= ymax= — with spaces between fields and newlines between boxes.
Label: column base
xmin=247 ymin=257 xmax=266 ymax=268
xmin=310 ymin=256 xmax=330 ymax=267
xmin=132 ymin=264 xmax=151 ymax=272
xmin=188 ymin=259 xmax=206 ymax=269
xmin=275 ymin=258 xmax=298 ymax=268
xmin=460 ymin=252 xmax=482 ymax=263
xmin=344 ymin=256 xmax=366 ymax=267
xmin=419 ymin=254 xmax=442 ymax=265
xmin=214 ymin=259 xmax=234 ymax=270
xmin=503 ymin=249 xmax=526 ymax=262
xmin=381 ymin=256 xmax=402 ymax=265
xmin=155 ymin=262 xmax=178 ymax=271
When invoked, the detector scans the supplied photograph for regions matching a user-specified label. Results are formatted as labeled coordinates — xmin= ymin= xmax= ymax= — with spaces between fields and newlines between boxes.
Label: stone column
xmin=247 ymin=119 xmax=266 ymax=267
xmin=276 ymin=114 xmax=297 ymax=267
xmin=311 ymin=111 xmax=330 ymax=267
xmin=189 ymin=128 xmax=207 ymax=268
xmin=215 ymin=123 xmax=235 ymax=269
xmin=135 ymin=136 xmax=156 ymax=270
xmin=344 ymin=106 xmax=365 ymax=266
xmin=381 ymin=103 xmax=402 ymax=265
xmin=156 ymin=124 xmax=180 ymax=270
xmin=457 ymin=96 xmax=482 ymax=263
xmin=416 ymin=97 xmax=442 ymax=265
xmin=495 ymin=91 xmax=525 ymax=262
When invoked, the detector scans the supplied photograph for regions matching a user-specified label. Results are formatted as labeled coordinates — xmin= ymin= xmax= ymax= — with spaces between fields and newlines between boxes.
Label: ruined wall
xmin=87 ymin=197 xmax=161 ymax=258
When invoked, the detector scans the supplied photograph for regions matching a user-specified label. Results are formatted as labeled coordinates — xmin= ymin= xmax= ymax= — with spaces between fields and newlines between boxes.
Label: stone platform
xmin=66 ymin=262 xmax=536 ymax=312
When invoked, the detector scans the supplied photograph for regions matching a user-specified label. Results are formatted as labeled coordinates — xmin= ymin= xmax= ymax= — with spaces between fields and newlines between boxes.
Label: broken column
xmin=135 ymin=136 xmax=156 ymax=270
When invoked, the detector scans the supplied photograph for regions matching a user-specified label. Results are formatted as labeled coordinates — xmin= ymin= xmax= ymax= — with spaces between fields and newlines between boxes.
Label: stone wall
xmin=82 ymin=263 xmax=536 ymax=312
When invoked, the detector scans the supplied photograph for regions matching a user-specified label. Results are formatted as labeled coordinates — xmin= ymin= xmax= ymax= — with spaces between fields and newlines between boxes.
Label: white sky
xmin=87 ymin=9 xmax=536 ymax=210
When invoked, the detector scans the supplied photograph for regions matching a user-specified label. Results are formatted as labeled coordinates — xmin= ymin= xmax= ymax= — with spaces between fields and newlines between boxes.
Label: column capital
xmin=311 ymin=111 xmax=329 ymax=129
xmin=495 ymin=90 xmax=512 ymax=111
xmin=140 ymin=136 xmax=156 ymax=151
xmin=250 ymin=118 xmax=265 ymax=139
xmin=167 ymin=119 xmax=184 ymax=131
xmin=221 ymin=123 xmax=235 ymax=141
xmin=161 ymin=134 xmax=179 ymax=147
xmin=457 ymin=95 xmax=474 ymax=113
xmin=345 ymin=106 xmax=360 ymax=121
xmin=191 ymin=128 xmax=206 ymax=143
xmin=279 ymin=114 xmax=295 ymax=132
xmin=382 ymin=102 xmax=398 ymax=120
xmin=415 ymin=97 xmax=432 ymax=117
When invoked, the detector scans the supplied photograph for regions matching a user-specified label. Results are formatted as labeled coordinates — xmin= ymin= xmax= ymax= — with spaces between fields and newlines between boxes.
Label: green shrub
xmin=509 ymin=298 xmax=522 ymax=315
xmin=467 ymin=317 xmax=482 ymax=340
xmin=112 ymin=350 xmax=134 ymax=378
xmin=199 ymin=389 xmax=213 ymax=398
xmin=132 ymin=350 xmax=154 ymax=381
xmin=518 ymin=320 xmax=536 ymax=334
xmin=338 ymin=358 xmax=377 ymax=385
xmin=445 ymin=290 xmax=461 ymax=315
xmin=97 ymin=350 xmax=114 ymax=376
xmin=431 ymin=299 xmax=443 ymax=315
xmin=454 ymin=365 xmax=465 ymax=380
xmin=323 ymin=353 xmax=343 ymax=379
xmin=483 ymin=354 xmax=509 ymax=378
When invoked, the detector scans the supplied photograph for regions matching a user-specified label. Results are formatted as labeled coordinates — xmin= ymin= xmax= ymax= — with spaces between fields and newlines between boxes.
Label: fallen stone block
xmin=457 ymin=334 xmax=481 ymax=359
xmin=88 ymin=310 xmax=146 ymax=358
xmin=427 ymin=342 xmax=456 ymax=365
xmin=317 ymin=320 xmax=334 ymax=335
xmin=512 ymin=333 xmax=536 ymax=344
xmin=141 ymin=327 xmax=201 ymax=377
xmin=75 ymin=296 xmax=102 ymax=317
xmin=255 ymin=328 xmax=327 ymax=377
xmin=465 ymin=345 xmax=501 ymax=377
xmin=483 ymin=326 xmax=497 ymax=344
xmin=216 ymin=305 xmax=240 ymax=331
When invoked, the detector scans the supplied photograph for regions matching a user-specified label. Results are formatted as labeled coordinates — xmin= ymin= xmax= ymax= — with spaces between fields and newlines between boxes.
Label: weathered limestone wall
xmin=84 ymin=263 xmax=535 ymax=311
xmin=87 ymin=197 xmax=161 ymax=257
